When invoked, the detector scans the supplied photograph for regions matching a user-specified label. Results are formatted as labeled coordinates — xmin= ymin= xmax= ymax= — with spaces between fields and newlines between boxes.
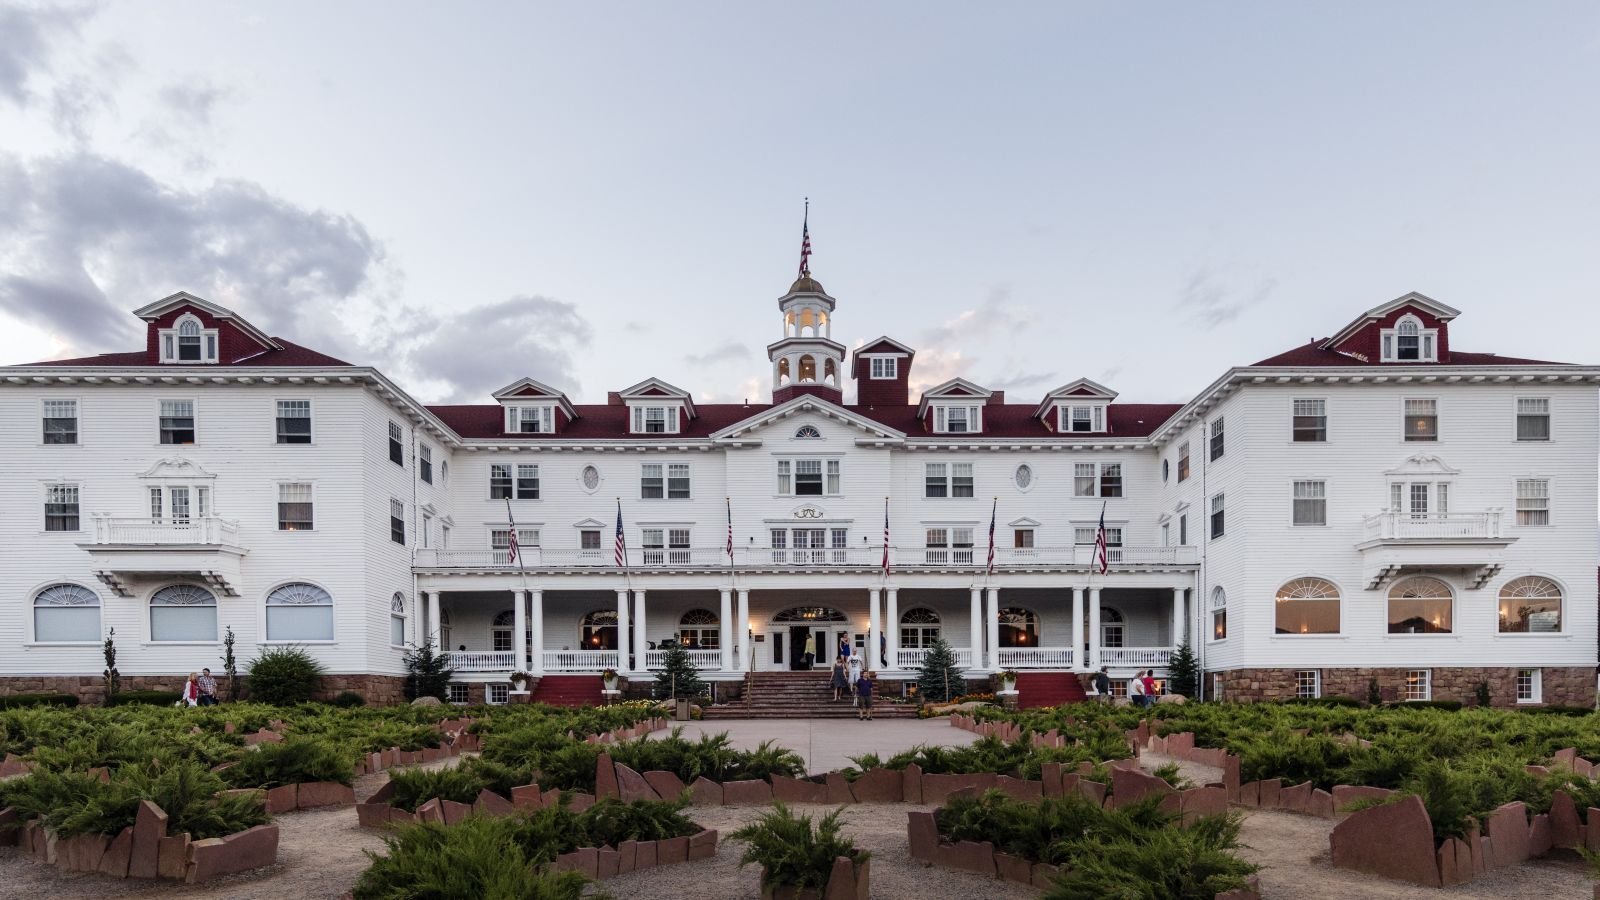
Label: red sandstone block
xmin=1331 ymin=785 xmax=1393 ymax=813
xmin=475 ymin=789 xmax=516 ymax=818
xmin=512 ymin=784 xmax=544 ymax=810
xmin=157 ymin=833 xmax=190 ymax=880
xmin=644 ymin=770 xmax=688 ymax=799
xmin=186 ymin=824 xmax=279 ymax=883
xmin=1310 ymin=788 xmax=1335 ymax=818
xmin=922 ymin=773 xmax=998 ymax=805
xmin=61 ymin=832 xmax=109 ymax=872
xmin=98 ymin=826 xmax=133 ymax=878
xmin=1551 ymin=791 xmax=1582 ymax=848
xmin=1257 ymin=778 xmax=1282 ymax=809
xmin=297 ymin=782 xmax=356 ymax=809
xmin=723 ymin=779 xmax=773 ymax=805
xmin=773 ymin=775 xmax=828 ymax=804
xmin=1587 ymin=809 xmax=1600 ymax=852
xmin=356 ymin=803 xmax=393 ymax=828
xmin=595 ymin=753 xmax=620 ymax=800
xmin=907 ymin=811 xmax=939 ymax=861
xmin=1278 ymin=781 xmax=1312 ymax=814
xmin=440 ymin=799 xmax=472 ymax=825
xmin=1110 ymin=767 xmax=1172 ymax=809
xmin=635 ymin=839 xmax=657 ymax=869
xmin=243 ymin=728 xmax=283 ymax=746
xmin=616 ymin=763 xmax=661 ymax=803
xmin=568 ymin=792 xmax=595 ymax=813
xmin=265 ymin=784 xmax=297 ymax=814
xmin=851 ymin=768 xmax=902 ymax=803
xmin=1077 ymin=779 xmax=1107 ymax=807
xmin=1180 ymin=786 xmax=1228 ymax=824
xmin=659 ymin=835 xmax=690 ymax=865
xmin=996 ymin=775 xmax=1042 ymax=803
xmin=1165 ymin=732 xmax=1195 ymax=757
xmin=825 ymin=772 xmax=855 ymax=804
xmin=1329 ymin=794 xmax=1441 ymax=887
xmin=597 ymin=847 xmax=620 ymax=880
xmin=616 ymin=839 xmax=637 ymax=874
xmin=366 ymin=780 xmax=396 ymax=805
xmin=1041 ymin=762 xmax=1063 ymax=798
xmin=130 ymin=799 xmax=167 ymax=879
xmin=1031 ymin=862 xmax=1060 ymax=889
xmin=1485 ymin=802 xmax=1531 ymax=868
xmin=1224 ymin=755 xmax=1241 ymax=798
xmin=688 ymin=828 xmax=717 ymax=860
xmin=0 ymin=808 xmax=17 ymax=848
xmin=995 ymin=852 xmax=1032 ymax=884
xmin=1530 ymin=813 xmax=1553 ymax=857
xmin=902 ymin=763 xmax=923 ymax=804
xmin=690 ymin=776 xmax=723 ymax=805
xmin=948 ymin=840 xmax=995 ymax=876
xmin=416 ymin=798 xmax=445 ymax=825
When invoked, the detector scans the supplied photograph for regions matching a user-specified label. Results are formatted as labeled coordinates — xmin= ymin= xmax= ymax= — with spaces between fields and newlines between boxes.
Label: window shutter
xmin=631 ymin=407 xmax=643 ymax=433
xmin=935 ymin=407 xmax=946 ymax=432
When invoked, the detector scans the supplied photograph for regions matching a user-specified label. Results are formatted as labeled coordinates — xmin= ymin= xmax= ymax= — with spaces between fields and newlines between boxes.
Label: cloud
xmin=396 ymin=295 xmax=592 ymax=403
xmin=990 ymin=370 xmax=1058 ymax=393
xmin=907 ymin=348 xmax=973 ymax=396
xmin=0 ymin=1 xmax=94 ymax=107
xmin=1178 ymin=269 xmax=1279 ymax=329
xmin=138 ymin=79 xmax=233 ymax=167
xmin=683 ymin=340 xmax=749 ymax=366
xmin=919 ymin=286 xmax=1032 ymax=347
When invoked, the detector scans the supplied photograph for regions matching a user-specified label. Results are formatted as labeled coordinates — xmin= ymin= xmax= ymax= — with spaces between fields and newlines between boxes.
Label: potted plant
xmin=997 ymin=669 xmax=1019 ymax=693
xmin=731 ymin=803 xmax=869 ymax=900
xmin=601 ymin=668 xmax=619 ymax=691
xmin=508 ymin=671 xmax=533 ymax=692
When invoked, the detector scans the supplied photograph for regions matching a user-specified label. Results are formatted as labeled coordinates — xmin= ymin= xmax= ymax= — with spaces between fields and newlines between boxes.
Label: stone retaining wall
xmin=1212 ymin=667 xmax=1595 ymax=707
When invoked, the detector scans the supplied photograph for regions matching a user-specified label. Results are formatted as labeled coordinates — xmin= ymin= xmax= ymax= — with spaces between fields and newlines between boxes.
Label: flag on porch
xmin=614 ymin=499 xmax=627 ymax=568
xmin=986 ymin=497 xmax=997 ymax=574
xmin=1094 ymin=501 xmax=1110 ymax=575
xmin=881 ymin=497 xmax=891 ymax=575
xmin=725 ymin=497 xmax=734 ymax=562
xmin=504 ymin=499 xmax=520 ymax=566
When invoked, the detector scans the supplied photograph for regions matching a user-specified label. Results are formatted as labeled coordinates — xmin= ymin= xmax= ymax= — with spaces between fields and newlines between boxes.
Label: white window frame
xmin=418 ymin=444 xmax=433 ymax=484
xmin=487 ymin=683 xmax=510 ymax=705
xmin=276 ymin=481 xmax=315 ymax=531
xmin=490 ymin=463 xmax=540 ymax=501
xmin=1073 ymin=525 xmax=1123 ymax=562
xmin=506 ymin=405 xmax=556 ymax=434
xmin=640 ymin=462 xmax=691 ymax=500
xmin=1177 ymin=442 xmax=1191 ymax=481
xmin=390 ymin=593 xmax=408 ymax=648
xmin=933 ymin=404 xmax=983 ymax=434
xmin=148 ymin=584 xmax=220 ymax=644
xmin=1380 ymin=314 xmax=1438 ymax=363
xmin=274 ymin=399 xmax=312 ymax=445
xmin=924 ymin=462 xmax=974 ymax=499
xmin=1209 ymin=586 xmax=1227 ymax=642
xmin=390 ymin=499 xmax=406 ymax=545
xmin=44 ymin=482 xmax=81 ymax=533
xmin=629 ymin=404 xmax=681 ymax=434
xmin=159 ymin=399 xmax=197 ymax=445
xmin=777 ymin=457 xmax=842 ymax=497
xmin=1292 ymin=398 xmax=1328 ymax=442
xmin=1403 ymin=669 xmax=1432 ymax=702
xmin=388 ymin=420 xmax=405 ymax=464
xmin=446 ymin=683 xmax=470 ymax=704
xmin=1402 ymin=397 xmax=1439 ymax=442
xmin=1209 ymin=493 xmax=1226 ymax=540
xmin=641 ymin=525 xmax=692 ymax=565
xmin=1515 ymin=478 xmax=1550 ymax=526
xmin=31 ymin=583 xmax=102 ymax=645
xmin=490 ymin=527 xmax=541 ymax=563
xmin=1295 ymin=670 xmax=1321 ymax=699
xmin=1516 ymin=397 xmax=1551 ymax=442
xmin=1057 ymin=403 xmax=1107 ymax=434
xmin=923 ymin=526 xmax=976 ymax=565
xmin=868 ymin=356 xmax=899 ymax=379
xmin=1291 ymin=480 xmax=1327 ymax=526
xmin=42 ymin=398 xmax=79 ymax=445
xmin=263 ymin=581 xmax=335 ymax=643
xmin=1516 ymin=668 xmax=1542 ymax=704
xmin=1209 ymin=418 xmax=1225 ymax=461
xmin=158 ymin=314 xmax=220 ymax=364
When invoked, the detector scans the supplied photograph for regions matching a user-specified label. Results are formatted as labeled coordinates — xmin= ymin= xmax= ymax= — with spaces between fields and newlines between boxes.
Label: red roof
xmin=1252 ymin=340 xmax=1571 ymax=368
xmin=24 ymin=338 xmax=353 ymax=368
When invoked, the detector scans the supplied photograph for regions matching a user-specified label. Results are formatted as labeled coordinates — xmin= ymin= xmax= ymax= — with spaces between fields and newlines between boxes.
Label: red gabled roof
xmin=24 ymin=338 xmax=354 ymax=368
xmin=1251 ymin=341 xmax=1570 ymax=368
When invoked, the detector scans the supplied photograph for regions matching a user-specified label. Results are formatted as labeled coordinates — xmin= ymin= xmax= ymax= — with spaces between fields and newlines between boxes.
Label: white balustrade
xmin=643 ymin=649 xmax=723 ymax=670
xmin=1099 ymin=647 xmax=1173 ymax=668
xmin=413 ymin=544 xmax=1199 ymax=570
xmin=443 ymin=650 xmax=517 ymax=672
xmin=541 ymin=650 xmax=619 ymax=672
xmin=1362 ymin=511 xmax=1501 ymax=542
xmin=91 ymin=515 xmax=239 ymax=546
xmin=895 ymin=647 xmax=975 ymax=669
xmin=994 ymin=647 xmax=1076 ymax=669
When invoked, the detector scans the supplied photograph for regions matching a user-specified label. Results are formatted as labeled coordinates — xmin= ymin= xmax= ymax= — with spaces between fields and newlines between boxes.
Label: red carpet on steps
xmin=529 ymin=675 xmax=604 ymax=707
xmin=1014 ymin=672 xmax=1087 ymax=709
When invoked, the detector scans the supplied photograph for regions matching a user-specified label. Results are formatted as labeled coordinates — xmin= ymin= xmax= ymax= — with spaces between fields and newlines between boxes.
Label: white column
xmin=866 ymin=588 xmax=881 ymax=673
xmin=718 ymin=588 xmax=733 ymax=671
xmin=1088 ymin=588 xmax=1102 ymax=670
xmin=1069 ymin=587 xmax=1084 ymax=671
xmin=529 ymin=590 xmax=544 ymax=674
xmin=512 ymin=589 xmax=528 ymax=675
xmin=1171 ymin=587 xmax=1185 ymax=650
xmin=426 ymin=591 xmax=441 ymax=648
xmin=633 ymin=589 xmax=648 ymax=672
xmin=969 ymin=587 xmax=983 ymax=670
xmin=615 ymin=589 xmax=631 ymax=674
xmin=985 ymin=587 xmax=1000 ymax=672
xmin=885 ymin=587 xmax=900 ymax=670
xmin=737 ymin=589 xmax=751 ymax=672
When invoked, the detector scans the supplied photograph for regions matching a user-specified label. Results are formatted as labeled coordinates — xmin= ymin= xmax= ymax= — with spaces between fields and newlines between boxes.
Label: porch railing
xmin=995 ymin=647 xmax=1075 ymax=669
xmin=414 ymin=544 xmax=1198 ymax=570
xmin=541 ymin=650 xmax=618 ymax=673
xmin=1361 ymin=511 xmax=1502 ymax=542
xmin=643 ymin=649 xmax=724 ymax=670
xmin=444 ymin=650 xmax=517 ymax=672
xmin=895 ymin=647 xmax=975 ymax=669
xmin=1099 ymin=647 xmax=1174 ymax=668
xmin=90 ymin=515 xmax=240 ymax=546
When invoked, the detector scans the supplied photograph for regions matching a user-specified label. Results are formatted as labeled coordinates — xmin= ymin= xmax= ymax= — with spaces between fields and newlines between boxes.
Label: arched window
xmin=679 ymin=608 xmax=719 ymax=648
xmin=823 ymin=358 xmax=837 ymax=386
xmin=178 ymin=317 xmax=201 ymax=336
xmin=1275 ymin=578 xmax=1341 ymax=635
xmin=175 ymin=316 xmax=205 ymax=362
xmin=997 ymin=607 xmax=1038 ymax=648
xmin=438 ymin=608 xmax=452 ymax=650
xmin=773 ymin=606 xmax=848 ymax=622
xmin=33 ymin=583 xmax=100 ymax=643
xmin=1210 ymin=586 xmax=1227 ymax=641
xmin=794 ymin=425 xmax=822 ymax=439
xmin=899 ymin=607 xmax=941 ymax=649
xmin=390 ymin=593 xmax=407 ymax=647
xmin=580 ymin=610 xmax=618 ymax=650
xmin=1499 ymin=576 xmax=1562 ymax=633
xmin=265 ymin=582 xmax=333 ymax=641
xmin=150 ymin=584 xmax=218 ymax=642
xmin=797 ymin=355 xmax=817 ymax=383
xmin=777 ymin=357 xmax=791 ymax=385
xmin=1100 ymin=607 xmax=1125 ymax=648
xmin=1388 ymin=576 xmax=1453 ymax=634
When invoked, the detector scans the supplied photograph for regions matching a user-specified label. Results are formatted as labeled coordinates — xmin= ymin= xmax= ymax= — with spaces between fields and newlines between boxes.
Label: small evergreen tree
xmin=403 ymin=641 xmax=455 ymax=701
xmin=1166 ymin=641 xmax=1199 ymax=698
xmin=247 ymin=646 xmax=325 ymax=704
xmin=916 ymin=636 xmax=964 ymax=703
xmin=653 ymin=643 xmax=706 ymax=700
xmin=102 ymin=627 xmax=121 ymax=703
xmin=220 ymin=627 xmax=240 ymax=702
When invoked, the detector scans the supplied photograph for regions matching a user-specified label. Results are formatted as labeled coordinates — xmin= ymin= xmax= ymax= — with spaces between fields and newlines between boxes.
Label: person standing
xmin=830 ymin=655 xmax=849 ymax=701
xmin=803 ymin=632 xmax=816 ymax=670
xmin=197 ymin=667 xmax=218 ymax=706
xmin=1092 ymin=666 xmax=1112 ymax=705
xmin=855 ymin=670 xmax=875 ymax=721
xmin=1141 ymin=670 xmax=1159 ymax=705
xmin=1129 ymin=669 xmax=1148 ymax=708
xmin=838 ymin=634 xmax=851 ymax=662
xmin=178 ymin=673 xmax=201 ymax=707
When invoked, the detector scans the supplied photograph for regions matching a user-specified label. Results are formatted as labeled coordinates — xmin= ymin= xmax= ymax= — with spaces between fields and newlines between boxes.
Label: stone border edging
xmin=552 ymin=828 xmax=719 ymax=881
xmin=758 ymin=856 xmax=869 ymax=900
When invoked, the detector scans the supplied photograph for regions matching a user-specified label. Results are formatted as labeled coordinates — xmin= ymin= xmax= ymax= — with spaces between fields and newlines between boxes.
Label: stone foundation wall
xmin=0 ymin=673 xmax=410 ymax=707
xmin=1214 ymin=667 xmax=1596 ymax=708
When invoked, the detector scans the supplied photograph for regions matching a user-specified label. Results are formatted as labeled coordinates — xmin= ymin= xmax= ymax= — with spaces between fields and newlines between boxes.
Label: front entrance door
xmin=788 ymin=626 xmax=817 ymax=670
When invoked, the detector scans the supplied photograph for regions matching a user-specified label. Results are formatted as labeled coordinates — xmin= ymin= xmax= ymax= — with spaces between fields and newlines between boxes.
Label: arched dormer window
xmin=160 ymin=314 xmax=219 ymax=364
xmin=794 ymin=425 xmax=822 ymax=439
xmin=1381 ymin=313 xmax=1438 ymax=363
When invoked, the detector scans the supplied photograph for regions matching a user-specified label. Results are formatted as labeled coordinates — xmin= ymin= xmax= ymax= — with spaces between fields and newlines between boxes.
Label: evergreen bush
xmin=730 ymin=802 xmax=866 ymax=893
xmin=331 ymin=690 xmax=367 ymax=708
xmin=652 ymin=644 xmax=706 ymax=700
xmin=224 ymin=736 xmax=354 ymax=788
xmin=246 ymin=645 xmax=325 ymax=705
xmin=403 ymin=641 xmax=454 ymax=701
xmin=104 ymin=690 xmax=182 ymax=707
xmin=0 ymin=693 xmax=79 ymax=709
xmin=1166 ymin=641 xmax=1200 ymax=698
xmin=915 ymin=636 xmax=965 ymax=703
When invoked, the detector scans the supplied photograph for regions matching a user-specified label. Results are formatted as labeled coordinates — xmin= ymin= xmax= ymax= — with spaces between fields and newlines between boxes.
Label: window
xmin=389 ymin=499 xmax=405 ymax=544
xmin=1388 ymin=576 xmax=1453 ymax=634
xmin=794 ymin=424 xmax=822 ymax=439
xmin=1178 ymin=514 xmax=1188 ymax=545
xmin=1014 ymin=464 xmax=1033 ymax=490
xmin=640 ymin=464 xmax=688 ymax=499
xmin=441 ymin=461 xmax=450 ymax=486
xmin=1209 ymin=493 xmax=1225 ymax=539
xmin=488 ymin=684 xmax=509 ymax=705
xmin=159 ymin=315 xmax=219 ymax=364
xmin=924 ymin=527 xmax=974 ymax=564
xmin=631 ymin=406 xmax=678 ymax=434
xmin=1515 ymin=479 xmax=1550 ymax=525
xmin=277 ymin=483 xmax=313 ymax=530
xmin=491 ymin=464 xmax=540 ymax=500
xmin=419 ymin=445 xmax=433 ymax=484
xmin=45 ymin=483 xmax=80 ymax=532
xmin=1499 ymin=576 xmax=1562 ymax=633
xmin=933 ymin=405 xmax=982 ymax=434
xmin=1381 ymin=315 xmax=1438 ymax=363
xmin=997 ymin=608 xmax=1039 ymax=647
xmin=776 ymin=460 xmax=791 ymax=495
xmin=1074 ymin=462 xmax=1123 ymax=498
xmin=33 ymin=584 xmax=100 ymax=643
xmin=1390 ymin=480 xmax=1449 ymax=517
xmin=1210 ymin=586 xmax=1227 ymax=640
xmin=159 ymin=400 xmax=196 ymax=444
xmin=441 ymin=524 xmax=450 ymax=548
xmin=491 ymin=528 xmax=540 ymax=563
xmin=1100 ymin=464 xmax=1122 ymax=498
xmin=420 ymin=513 xmax=432 ymax=548
xmin=869 ymin=357 xmax=898 ymax=379
xmin=580 ymin=529 xmax=602 ymax=550
xmin=1177 ymin=442 xmax=1191 ymax=481
xmin=667 ymin=464 xmax=691 ymax=498
xmin=265 ymin=582 xmax=334 ymax=641
xmin=149 ymin=585 xmax=217 ymax=642
xmin=776 ymin=458 xmax=843 ymax=496
xmin=1074 ymin=526 xmax=1122 ymax=562
xmin=899 ymin=607 xmax=941 ymax=649
xmin=387 ymin=421 xmax=404 ymax=464
xmin=447 ymin=683 xmax=470 ymax=704
xmin=944 ymin=406 xmax=970 ymax=433
xmin=1292 ymin=399 xmax=1327 ymax=442
xmin=1403 ymin=398 xmax=1437 ymax=441
xmin=1059 ymin=405 xmax=1106 ymax=433
xmin=148 ymin=485 xmax=204 ymax=524
xmin=492 ymin=610 xmax=516 ymax=651
xmin=508 ymin=406 xmax=555 ymax=433
xmin=1013 ymin=528 xmax=1035 ymax=551
xmin=43 ymin=400 xmax=78 ymax=444
xmin=1074 ymin=463 xmax=1096 ymax=497
xmin=1516 ymin=398 xmax=1550 ymax=441
xmin=1209 ymin=418 xmax=1225 ymax=461
xmin=796 ymin=460 xmax=822 ymax=495
xmin=1295 ymin=670 xmax=1321 ymax=699
xmin=924 ymin=462 xmax=973 ymax=498
xmin=1292 ymin=480 xmax=1326 ymax=526
xmin=1162 ymin=459 xmax=1169 ymax=482
xmin=679 ymin=609 xmax=719 ymax=648
xmin=642 ymin=527 xmax=691 ymax=565
xmin=275 ymin=401 xmax=311 ymax=444
xmin=1100 ymin=607 xmax=1124 ymax=648
xmin=1275 ymin=577 xmax=1340 ymax=635
xmin=1161 ymin=523 xmax=1170 ymax=546
xmin=1516 ymin=669 xmax=1542 ymax=704
xmin=1403 ymin=670 xmax=1432 ymax=702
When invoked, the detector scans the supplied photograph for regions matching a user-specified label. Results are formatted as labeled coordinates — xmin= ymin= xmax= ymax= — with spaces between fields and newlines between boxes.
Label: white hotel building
xmin=1 ymin=275 xmax=1595 ymax=707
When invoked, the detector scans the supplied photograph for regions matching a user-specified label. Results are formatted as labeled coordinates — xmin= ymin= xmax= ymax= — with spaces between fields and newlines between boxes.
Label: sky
xmin=1 ymin=2 xmax=1598 ymax=407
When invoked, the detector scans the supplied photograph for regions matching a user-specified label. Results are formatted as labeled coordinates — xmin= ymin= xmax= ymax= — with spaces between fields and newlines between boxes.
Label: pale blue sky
xmin=1 ymin=2 xmax=1597 ymax=405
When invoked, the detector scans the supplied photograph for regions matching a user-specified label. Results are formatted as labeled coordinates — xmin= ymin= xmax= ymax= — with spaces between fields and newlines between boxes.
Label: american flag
xmin=881 ymin=497 xmax=891 ymax=575
xmin=1094 ymin=501 xmax=1110 ymax=575
xmin=986 ymin=498 xmax=997 ymax=575
xmin=725 ymin=497 xmax=734 ymax=561
xmin=798 ymin=199 xmax=812 ymax=276
xmin=504 ymin=499 xmax=520 ymax=566
xmin=614 ymin=500 xmax=627 ymax=568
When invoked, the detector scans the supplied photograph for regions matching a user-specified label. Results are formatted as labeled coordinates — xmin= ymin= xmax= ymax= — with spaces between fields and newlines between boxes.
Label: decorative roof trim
xmin=491 ymin=377 xmax=578 ymax=418
xmin=850 ymin=336 xmax=917 ymax=364
xmin=617 ymin=377 xmax=696 ymax=416
xmin=915 ymin=377 xmax=993 ymax=416
xmin=1033 ymin=378 xmax=1119 ymax=419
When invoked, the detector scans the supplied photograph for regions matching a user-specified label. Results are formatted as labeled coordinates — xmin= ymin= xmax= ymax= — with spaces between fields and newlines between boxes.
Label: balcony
xmin=444 ymin=650 xmax=519 ymax=672
xmin=413 ymin=544 xmax=1198 ymax=573
xmin=1099 ymin=647 xmax=1173 ymax=669
xmin=1357 ymin=511 xmax=1516 ymax=589
xmin=80 ymin=515 xmax=246 ymax=597
xmin=895 ymin=647 xmax=976 ymax=670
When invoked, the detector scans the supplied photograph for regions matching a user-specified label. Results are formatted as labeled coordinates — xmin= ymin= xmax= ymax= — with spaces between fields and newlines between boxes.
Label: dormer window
xmin=869 ymin=357 xmax=898 ymax=379
xmin=631 ymin=405 xmax=680 ymax=434
xmin=933 ymin=404 xmax=981 ymax=434
xmin=1381 ymin=314 xmax=1438 ymax=362
xmin=1058 ymin=404 xmax=1106 ymax=433
xmin=159 ymin=314 xmax=219 ymax=364
xmin=506 ymin=406 xmax=555 ymax=434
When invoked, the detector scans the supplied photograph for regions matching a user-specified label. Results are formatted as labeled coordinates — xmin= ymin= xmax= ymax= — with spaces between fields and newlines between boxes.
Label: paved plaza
xmin=658 ymin=717 xmax=980 ymax=774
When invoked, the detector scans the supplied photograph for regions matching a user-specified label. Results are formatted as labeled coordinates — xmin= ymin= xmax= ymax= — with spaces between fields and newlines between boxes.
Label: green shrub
xmin=1 ymin=760 xmax=268 ymax=840
xmin=353 ymin=817 xmax=588 ymax=900
xmin=0 ymin=693 xmax=79 ymax=709
xmin=1388 ymin=700 xmax=1463 ymax=712
xmin=730 ymin=802 xmax=867 ymax=892
xmin=104 ymin=690 xmax=182 ymax=707
xmin=1045 ymin=814 xmax=1257 ymax=900
xmin=388 ymin=766 xmax=488 ymax=811
xmin=331 ymin=691 xmax=367 ymax=708
xmin=224 ymin=736 xmax=354 ymax=788
xmin=246 ymin=646 xmax=325 ymax=705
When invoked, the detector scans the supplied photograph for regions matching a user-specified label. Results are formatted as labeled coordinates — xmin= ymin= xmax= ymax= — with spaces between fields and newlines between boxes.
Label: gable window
xmin=794 ymin=424 xmax=822 ymax=439
xmin=1516 ymin=398 xmax=1550 ymax=441
xmin=45 ymin=483 xmax=80 ymax=532
xmin=419 ymin=445 xmax=433 ymax=484
xmin=265 ymin=582 xmax=334 ymax=641
xmin=1209 ymin=493 xmax=1226 ymax=539
xmin=43 ymin=400 xmax=78 ymax=444
xmin=631 ymin=406 xmax=678 ymax=434
xmin=1209 ymin=418 xmax=1225 ymax=461
xmin=1074 ymin=525 xmax=1122 ymax=563
xmin=389 ymin=499 xmax=406 ymax=545
xmin=490 ymin=464 xmax=539 ymax=500
xmin=1381 ymin=314 xmax=1438 ymax=362
xmin=1388 ymin=576 xmax=1452 ymax=634
xmin=1403 ymin=398 xmax=1437 ymax=441
xmin=1292 ymin=480 xmax=1326 ymax=526
xmin=642 ymin=527 xmax=691 ymax=565
xmin=149 ymin=584 xmax=217 ymax=642
xmin=1515 ymin=479 xmax=1549 ymax=525
xmin=924 ymin=527 xmax=975 ymax=565
xmin=1292 ymin=399 xmax=1327 ymax=442
xmin=934 ymin=405 xmax=982 ymax=434
xmin=387 ymin=422 xmax=405 ymax=464
xmin=33 ymin=584 xmax=100 ymax=643
xmin=159 ymin=315 xmax=219 ymax=364
xmin=1498 ymin=576 xmax=1562 ymax=633
xmin=277 ymin=483 xmax=313 ymax=530
xmin=1210 ymin=586 xmax=1227 ymax=641
xmin=390 ymin=594 xmax=407 ymax=647
xmin=1059 ymin=405 xmax=1106 ymax=433
xmin=1276 ymin=577 xmax=1340 ymax=634
xmin=869 ymin=357 xmax=898 ymax=379
xmin=160 ymin=400 xmax=196 ymax=444
xmin=491 ymin=528 xmax=540 ymax=563
xmin=508 ymin=406 xmax=555 ymax=434
xmin=1177 ymin=442 xmax=1191 ymax=481
xmin=275 ymin=400 xmax=311 ymax=444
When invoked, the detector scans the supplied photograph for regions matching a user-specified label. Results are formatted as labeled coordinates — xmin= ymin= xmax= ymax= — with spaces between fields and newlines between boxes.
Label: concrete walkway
xmin=657 ymin=717 xmax=980 ymax=775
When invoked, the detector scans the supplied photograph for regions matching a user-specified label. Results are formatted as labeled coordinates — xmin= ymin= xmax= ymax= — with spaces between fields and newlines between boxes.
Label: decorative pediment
xmin=1033 ymin=378 xmax=1118 ymax=419
xmin=1007 ymin=517 xmax=1041 ymax=528
xmin=711 ymin=394 xmax=905 ymax=442
xmin=491 ymin=377 xmax=577 ymax=417
xmin=571 ymin=518 xmax=607 ymax=529
xmin=131 ymin=292 xmax=280 ymax=352
xmin=138 ymin=457 xmax=217 ymax=480
xmin=1385 ymin=453 xmax=1461 ymax=477
xmin=790 ymin=503 xmax=828 ymax=520
xmin=1324 ymin=292 xmax=1461 ymax=349
xmin=618 ymin=377 xmax=696 ymax=416
xmin=851 ymin=336 xmax=916 ymax=361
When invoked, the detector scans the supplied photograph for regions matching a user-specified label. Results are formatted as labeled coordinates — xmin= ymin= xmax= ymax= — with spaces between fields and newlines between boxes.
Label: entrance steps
xmin=1014 ymin=672 xmax=1087 ymax=709
xmin=529 ymin=675 xmax=604 ymax=707
xmin=702 ymin=671 xmax=918 ymax=719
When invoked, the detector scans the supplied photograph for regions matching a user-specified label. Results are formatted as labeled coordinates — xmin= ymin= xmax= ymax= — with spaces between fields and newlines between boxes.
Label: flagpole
xmin=505 ymin=499 xmax=532 ymax=673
